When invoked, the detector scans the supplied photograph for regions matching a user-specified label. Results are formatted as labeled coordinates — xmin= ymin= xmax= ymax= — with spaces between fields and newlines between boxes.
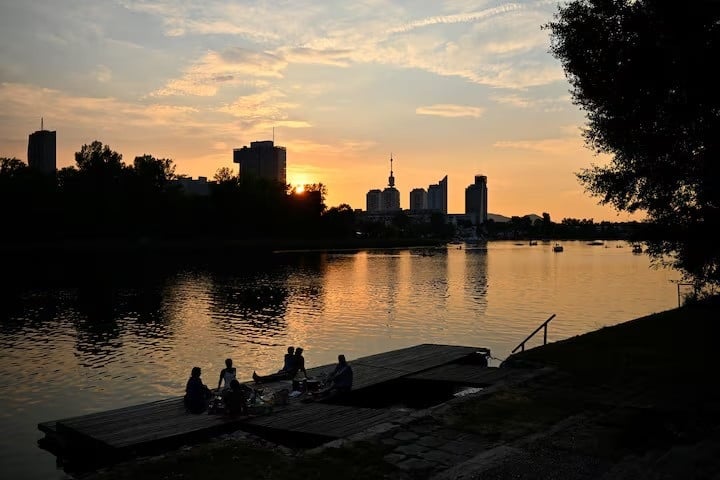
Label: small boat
xmin=587 ymin=240 xmax=604 ymax=246
xmin=553 ymin=243 xmax=564 ymax=252
xmin=529 ymin=240 xmax=538 ymax=246
xmin=632 ymin=243 xmax=643 ymax=254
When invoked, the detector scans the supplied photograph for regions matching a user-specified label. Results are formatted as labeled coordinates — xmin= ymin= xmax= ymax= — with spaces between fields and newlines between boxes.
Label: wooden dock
xmin=38 ymin=344 xmax=502 ymax=463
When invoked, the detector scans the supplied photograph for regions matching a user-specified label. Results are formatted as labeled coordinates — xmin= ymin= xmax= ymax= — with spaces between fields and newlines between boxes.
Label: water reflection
xmin=0 ymin=243 xmax=681 ymax=480
xmin=463 ymin=247 xmax=489 ymax=308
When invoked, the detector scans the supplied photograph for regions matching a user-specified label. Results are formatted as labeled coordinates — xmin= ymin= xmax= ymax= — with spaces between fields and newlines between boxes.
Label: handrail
xmin=511 ymin=314 xmax=556 ymax=354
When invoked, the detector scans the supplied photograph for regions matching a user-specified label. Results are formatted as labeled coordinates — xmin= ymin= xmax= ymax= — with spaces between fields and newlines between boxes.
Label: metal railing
xmin=511 ymin=314 xmax=556 ymax=354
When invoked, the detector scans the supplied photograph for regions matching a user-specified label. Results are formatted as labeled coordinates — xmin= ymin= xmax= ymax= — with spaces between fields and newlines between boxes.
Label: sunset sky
xmin=0 ymin=0 xmax=638 ymax=221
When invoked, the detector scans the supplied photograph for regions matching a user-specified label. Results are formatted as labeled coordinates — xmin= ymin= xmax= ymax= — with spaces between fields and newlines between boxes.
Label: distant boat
xmin=632 ymin=243 xmax=643 ymax=254
xmin=587 ymin=240 xmax=604 ymax=246
xmin=529 ymin=240 xmax=538 ymax=246
xmin=553 ymin=243 xmax=564 ymax=252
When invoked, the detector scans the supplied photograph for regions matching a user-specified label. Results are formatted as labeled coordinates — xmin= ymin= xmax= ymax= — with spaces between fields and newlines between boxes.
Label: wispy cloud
xmin=416 ymin=104 xmax=484 ymax=118
xmin=151 ymin=48 xmax=287 ymax=97
xmin=493 ymin=137 xmax=586 ymax=155
xmin=388 ymin=4 xmax=526 ymax=34
xmin=492 ymin=93 xmax=571 ymax=111
xmin=94 ymin=65 xmax=112 ymax=83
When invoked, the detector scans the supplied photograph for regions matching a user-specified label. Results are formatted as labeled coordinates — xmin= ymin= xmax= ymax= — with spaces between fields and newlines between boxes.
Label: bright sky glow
xmin=0 ymin=0 xmax=636 ymax=221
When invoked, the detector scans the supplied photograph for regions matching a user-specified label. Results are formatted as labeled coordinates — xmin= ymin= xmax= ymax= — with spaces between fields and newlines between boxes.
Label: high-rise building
xmin=366 ymin=189 xmax=382 ymax=212
xmin=409 ymin=188 xmax=427 ymax=211
xmin=27 ymin=119 xmax=56 ymax=175
xmin=427 ymin=175 xmax=448 ymax=214
xmin=465 ymin=175 xmax=488 ymax=225
xmin=232 ymin=140 xmax=287 ymax=184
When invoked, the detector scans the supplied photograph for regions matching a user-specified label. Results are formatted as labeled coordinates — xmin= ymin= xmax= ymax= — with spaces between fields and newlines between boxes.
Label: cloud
xmin=94 ymin=65 xmax=112 ymax=83
xmin=416 ymin=104 xmax=484 ymax=118
xmin=278 ymin=47 xmax=352 ymax=67
xmin=0 ymin=82 xmax=201 ymax=129
xmin=124 ymin=0 xmax=563 ymax=91
xmin=216 ymin=89 xmax=311 ymax=130
xmin=389 ymin=4 xmax=526 ymax=34
xmin=492 ymin=93 xmax=571 ymax=111
xmin=493 ymin=137 xmax=586 ymax=155
xmin=151 ymin=48 xmax=287 ymax=97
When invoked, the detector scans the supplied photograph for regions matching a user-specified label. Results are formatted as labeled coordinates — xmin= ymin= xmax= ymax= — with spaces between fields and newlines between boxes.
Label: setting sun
xmin=293 ymin=184 xmax=305 ymax=194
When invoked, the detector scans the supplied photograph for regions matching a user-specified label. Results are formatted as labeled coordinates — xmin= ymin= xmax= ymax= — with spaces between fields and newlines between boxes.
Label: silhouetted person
xmin=326 ymin=354 xmax=353 ymax=393
xmin=280 ymin=346 xmax=295 ymax=373
xmin=292 ymin=347 xmax=308 ymax=378
xmin=222 ymin=379 xmax=249 ymax=415
xmin=184 ymin=366 xmax=212 ymax=414
xmin=253 ymin=346 xmax=308 ymax=383
xmin=217 ymin=358 xmax=237 ymax=391
xmin=306 ymin=355 xmax=353 ymax=403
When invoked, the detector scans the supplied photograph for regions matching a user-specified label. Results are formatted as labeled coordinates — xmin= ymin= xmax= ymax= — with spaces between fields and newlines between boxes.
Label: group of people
xmin=252 ymin=346 xmax=307 ymax=383
xmin=183 ymin=348 xmax=353 ymax=414
xmin=183 ymin=358 xmax=253 ymax=415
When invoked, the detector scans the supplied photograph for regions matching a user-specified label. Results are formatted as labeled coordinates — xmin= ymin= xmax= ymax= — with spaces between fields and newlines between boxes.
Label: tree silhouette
xmin=546 ymin=1 xmax=720 ymax=286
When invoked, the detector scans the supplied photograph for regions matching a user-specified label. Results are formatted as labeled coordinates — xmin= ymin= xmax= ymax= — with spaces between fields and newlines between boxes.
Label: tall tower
xmin=388 ymin=155 xmax=395 ymax=188
xmin=465 ymin=175 xmax=488 ymax=225
xmin=27 ymin=118 xmax=56 ymax=175
xmin=232 ymin=140 xmax=287 ymax=184
xmin=381 ymin=154 xmax=400 ymax=211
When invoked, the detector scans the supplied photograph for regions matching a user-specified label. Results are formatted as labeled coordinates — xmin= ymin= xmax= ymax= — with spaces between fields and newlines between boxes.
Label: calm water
xmin=0 ymin=241 xmax=680 ymax=479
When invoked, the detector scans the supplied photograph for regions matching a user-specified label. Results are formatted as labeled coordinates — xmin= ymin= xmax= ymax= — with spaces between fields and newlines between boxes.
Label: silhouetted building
xmin=366 ymin=155 xmax=401 ymax=212
xmin=233 ymin=140 xmax=286 ymax=184
xmin=27 ymin=120 xmax=56 ymax=175
xmin=409 ymin=188 xmax=427 ymax=211
xmin=465 ymin=175 xmax=488 ymax=225
xmin=366 ymin=189 xmax=382 ymax=212
xmin=427 ymin=175 xmax=448 ymax=214
xmin=381 ymin=155 xmax=401 ymax=211
xmin=172 ymin=176 xmax=213 ymax=196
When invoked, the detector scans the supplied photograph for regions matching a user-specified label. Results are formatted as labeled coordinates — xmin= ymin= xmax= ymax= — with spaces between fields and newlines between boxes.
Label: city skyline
xmin=0 ymin=1 xmax=640 ymax=221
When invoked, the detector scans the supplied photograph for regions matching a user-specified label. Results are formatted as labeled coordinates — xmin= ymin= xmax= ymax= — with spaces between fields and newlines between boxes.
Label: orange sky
xmin=0 ymin=1 xmax=641 ymax=222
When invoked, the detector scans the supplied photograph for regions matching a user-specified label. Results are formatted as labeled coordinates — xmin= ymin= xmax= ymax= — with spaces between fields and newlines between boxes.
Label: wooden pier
xmin=38 ymin=344 xmax=506 ymax=464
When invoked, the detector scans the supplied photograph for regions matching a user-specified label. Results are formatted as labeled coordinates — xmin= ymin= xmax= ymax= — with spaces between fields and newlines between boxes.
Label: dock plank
xmin=405 ymin=365 xmax=518 ymax=385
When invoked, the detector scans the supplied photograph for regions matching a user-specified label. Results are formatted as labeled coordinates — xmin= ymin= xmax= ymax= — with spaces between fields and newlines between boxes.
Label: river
xmin=0 ymin=240 xmax=681 ymax=479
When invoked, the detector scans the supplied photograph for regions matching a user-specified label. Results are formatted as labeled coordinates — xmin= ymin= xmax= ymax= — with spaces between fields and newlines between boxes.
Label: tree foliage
xmin=546 ymin=1 xmax=720 ymax=286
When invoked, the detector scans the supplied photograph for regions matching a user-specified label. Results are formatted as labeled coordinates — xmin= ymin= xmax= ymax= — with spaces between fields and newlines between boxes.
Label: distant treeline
xmin=483 ymin=214 xmax=653 ymax=241
xmin=1 ymin=141 xmax=655 ymax=255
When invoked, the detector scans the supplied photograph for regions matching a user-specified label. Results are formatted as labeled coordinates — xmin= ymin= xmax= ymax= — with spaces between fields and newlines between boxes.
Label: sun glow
xmin=293 ymin=184 xmax=305 ymax=194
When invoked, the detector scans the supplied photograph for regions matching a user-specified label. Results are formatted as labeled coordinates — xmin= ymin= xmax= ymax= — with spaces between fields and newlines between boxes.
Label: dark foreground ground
xmin=82 ymin=298 xmax=720 ymax=480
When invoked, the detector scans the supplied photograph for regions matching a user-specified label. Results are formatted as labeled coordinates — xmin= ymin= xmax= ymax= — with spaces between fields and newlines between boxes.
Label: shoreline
xmin=80 ymin=298 xmax=720 ymax=480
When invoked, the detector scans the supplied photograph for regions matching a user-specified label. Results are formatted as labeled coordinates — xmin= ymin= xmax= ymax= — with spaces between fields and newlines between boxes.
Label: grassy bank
xmin=83 ymin=299 xmax=720 ymax=480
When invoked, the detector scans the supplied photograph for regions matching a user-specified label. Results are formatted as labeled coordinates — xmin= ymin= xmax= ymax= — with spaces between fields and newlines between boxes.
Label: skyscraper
xmin=465 ymin=175 xmax=488 ymax=225
xmin=427 ymin=175 xmax=448 ymax=214
xmin=409 ymin=188 xmax=427 ymax=211
xmin=27 ymin=119 xmax=56 ymax=175
xmin=366 ymin=189 xmax=382 ymax=212
xmin=232 ymin=140 xmax=287 ymax=184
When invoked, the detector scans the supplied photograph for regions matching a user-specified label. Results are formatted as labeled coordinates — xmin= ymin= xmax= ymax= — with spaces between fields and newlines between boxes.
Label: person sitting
xmin=184 ymin=366 xmax=212 ymax=414
xmin=305 ymin=355 xmax=353 ymax=403
xmin=253 ymin=346 xmax=308 ymax=384
xmin=326 ymin=354 xmax=353 ymax=394
xmin=222 ymin=379 xmax=250 ymax=415
xmin=280 ymin=346 xmax=295 ymax=373
xmin=217 ymin=358 xmax=237 ymax=392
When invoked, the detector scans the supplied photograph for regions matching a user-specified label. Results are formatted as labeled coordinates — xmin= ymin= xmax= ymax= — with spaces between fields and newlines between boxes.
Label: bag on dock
xmin=272 ymin=388 xmax=289 ymax=405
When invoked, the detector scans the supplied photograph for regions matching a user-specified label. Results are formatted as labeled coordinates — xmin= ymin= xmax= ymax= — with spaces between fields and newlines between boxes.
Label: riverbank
xmin=77 ymin=297 xmax=720 ymax=480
